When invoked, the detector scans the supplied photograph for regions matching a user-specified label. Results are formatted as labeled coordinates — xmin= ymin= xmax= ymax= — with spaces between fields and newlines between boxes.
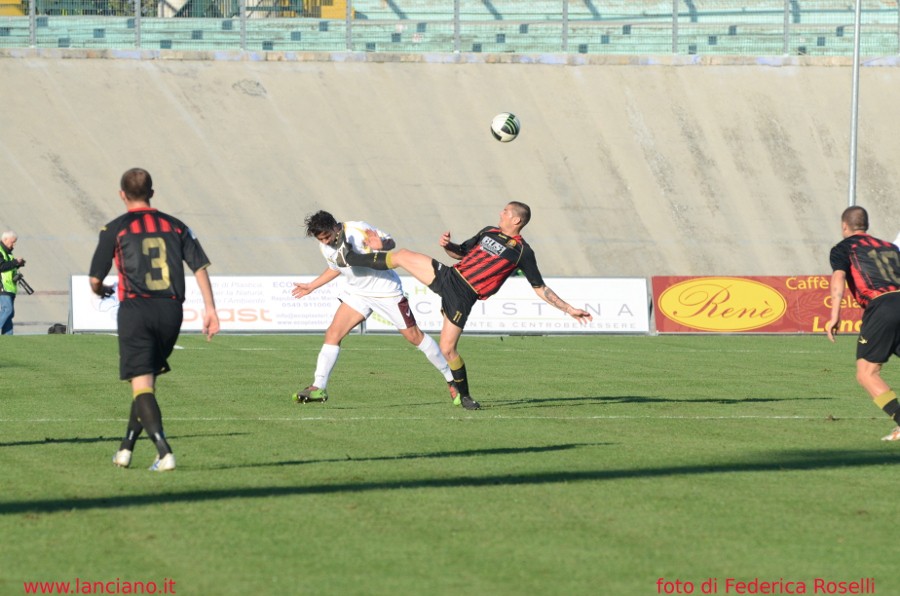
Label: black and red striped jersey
xmin=452 ymin=226 xmax=545 ymax=299
xmin=89 ymin=207 xmax=211 ymax=302
xmin=830 ymin=232 xmax=900 ymax=308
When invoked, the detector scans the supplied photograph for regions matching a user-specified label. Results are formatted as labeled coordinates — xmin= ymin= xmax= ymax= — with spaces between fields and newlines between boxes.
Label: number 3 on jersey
xmin=143 ymin=237 xmax=171 ymax=290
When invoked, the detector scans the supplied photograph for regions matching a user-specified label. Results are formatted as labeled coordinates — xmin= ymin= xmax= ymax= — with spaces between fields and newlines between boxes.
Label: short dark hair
xmin=842 ymin=206 xmax=869 ymax=232
xmin=120 ymin=168 xmax=153 ymax=201
xmin=509 ymin=201 xmax=531 ymax=227
xmin=304 ymin=210 xmax=339 ymax=237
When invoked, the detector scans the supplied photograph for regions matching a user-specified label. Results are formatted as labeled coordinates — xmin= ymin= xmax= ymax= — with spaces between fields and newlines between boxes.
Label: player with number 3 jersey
xmin=89 ymin=168 xmax=219 ymax=471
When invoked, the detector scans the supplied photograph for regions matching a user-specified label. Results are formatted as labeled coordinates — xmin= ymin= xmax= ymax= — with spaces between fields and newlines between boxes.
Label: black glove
xmin=16 ymin=258 xmax=25 ymax=267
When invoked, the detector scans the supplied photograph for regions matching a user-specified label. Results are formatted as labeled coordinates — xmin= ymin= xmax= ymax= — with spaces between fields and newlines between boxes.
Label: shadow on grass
xmin=1 ymin=449 xmax=897 ymax=515
xmin=491 ymin=396 xmax=832 ymax=408
xmin=294 ymin=395 xmax=829 ymax=412
xmin=208 ymin=443 xmax=606 ymax=470
xmin=0 ymin=432 xmax=249 ymax=448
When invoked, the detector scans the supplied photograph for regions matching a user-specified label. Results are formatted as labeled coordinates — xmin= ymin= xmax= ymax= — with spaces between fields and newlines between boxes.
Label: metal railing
xmin=1 ymin=1 xmax=899 ymax=56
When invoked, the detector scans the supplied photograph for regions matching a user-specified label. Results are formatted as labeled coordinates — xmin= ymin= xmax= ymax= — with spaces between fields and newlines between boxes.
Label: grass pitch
xmin=1 ymin=333 xmax=896 ymax=595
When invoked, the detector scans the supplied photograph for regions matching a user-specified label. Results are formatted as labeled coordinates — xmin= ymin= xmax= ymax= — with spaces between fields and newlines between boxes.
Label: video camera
xmin=12 ymin=273 xmax=34 ymax=295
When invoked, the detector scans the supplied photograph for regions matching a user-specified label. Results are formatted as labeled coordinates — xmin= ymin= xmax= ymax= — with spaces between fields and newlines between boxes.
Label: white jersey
xmin=320 ymin=221 xmax=404 ymax=298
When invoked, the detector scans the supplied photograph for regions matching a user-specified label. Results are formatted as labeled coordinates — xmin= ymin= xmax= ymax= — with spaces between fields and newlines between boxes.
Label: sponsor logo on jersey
xmin=479 ymin=236 xmax=506 ymax=256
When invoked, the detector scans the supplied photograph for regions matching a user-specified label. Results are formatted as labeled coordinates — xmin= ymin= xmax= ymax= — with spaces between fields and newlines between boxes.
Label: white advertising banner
xmin=366 ymin=277 xmax=649 ymax=334
xmin=70 ymin=275 xmax=340 ymax=333
xmin=70 ymin=275 xmax=649 ymax=334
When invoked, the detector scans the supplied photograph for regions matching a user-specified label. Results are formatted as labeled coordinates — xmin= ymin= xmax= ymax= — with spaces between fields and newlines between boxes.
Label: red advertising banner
xmin=651 ymin=276 xmax=863 ymax=333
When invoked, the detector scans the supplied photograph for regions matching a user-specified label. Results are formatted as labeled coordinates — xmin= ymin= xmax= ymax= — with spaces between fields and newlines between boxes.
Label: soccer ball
xmin=490 ymin=112 xmax=520 ymax=143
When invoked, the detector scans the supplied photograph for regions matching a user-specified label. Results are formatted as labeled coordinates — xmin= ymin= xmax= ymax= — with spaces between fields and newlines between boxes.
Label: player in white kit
xmin=291 ymin=211 xmax=459 ymax=405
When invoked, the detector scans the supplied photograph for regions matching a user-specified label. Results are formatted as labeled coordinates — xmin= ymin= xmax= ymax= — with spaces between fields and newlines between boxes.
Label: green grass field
xmin=1 ymin=333 xmax=896 ymax=595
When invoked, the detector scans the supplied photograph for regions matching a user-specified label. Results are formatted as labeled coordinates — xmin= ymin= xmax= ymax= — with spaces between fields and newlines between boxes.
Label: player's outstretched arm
xmin=533 ymin=285 xmax=593 ymax=324
xmin=292 ymin=268 xmax=341 ymax=299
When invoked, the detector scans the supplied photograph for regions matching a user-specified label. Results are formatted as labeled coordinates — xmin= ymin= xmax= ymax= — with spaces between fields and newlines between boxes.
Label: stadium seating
xmin=1 ymin=1 xmax=899 ymax=55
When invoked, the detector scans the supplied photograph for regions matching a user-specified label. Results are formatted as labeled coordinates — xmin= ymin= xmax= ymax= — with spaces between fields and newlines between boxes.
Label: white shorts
xmin=339 ymin=291 xmax=417 ymax=330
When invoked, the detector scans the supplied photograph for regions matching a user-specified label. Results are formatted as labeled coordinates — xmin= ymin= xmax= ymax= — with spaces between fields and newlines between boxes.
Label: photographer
xmin=0 ymin=230 xmax=26 ymax=335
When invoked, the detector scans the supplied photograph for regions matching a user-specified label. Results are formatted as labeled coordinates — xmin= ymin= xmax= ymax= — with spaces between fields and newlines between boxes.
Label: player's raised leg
xmin=338 ymin=247 xmax=437 ymax=287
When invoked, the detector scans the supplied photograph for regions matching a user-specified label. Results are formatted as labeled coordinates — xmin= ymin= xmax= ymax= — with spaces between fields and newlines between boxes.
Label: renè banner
xmin=651 ymin=276 xmax=862 ymax=333
xmin=71 ymin=275 xmax=650 ymax=334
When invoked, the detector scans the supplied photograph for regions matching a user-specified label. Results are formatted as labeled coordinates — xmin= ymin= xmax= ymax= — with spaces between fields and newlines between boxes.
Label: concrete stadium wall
xmin=2 ymin=50 xmax=900 ymax=333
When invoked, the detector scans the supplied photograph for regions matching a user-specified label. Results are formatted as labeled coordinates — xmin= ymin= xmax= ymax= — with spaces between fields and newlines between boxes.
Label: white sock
xmin=417 ymin=335 xmax=453 ymax=382
xmin=313 ymin=344 xmax=341 ymax=389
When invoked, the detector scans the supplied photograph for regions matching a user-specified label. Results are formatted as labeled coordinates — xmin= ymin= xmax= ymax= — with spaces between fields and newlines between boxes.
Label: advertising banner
xmin=366 ymin=276 xmax=650 ymax=334
xmin=70 ymin=275 xmax=341 ymax=333
xmin=651 ymin=275 xmax=862 ymax=333
xmin=71 ymin=275 xmax=650 ymax=335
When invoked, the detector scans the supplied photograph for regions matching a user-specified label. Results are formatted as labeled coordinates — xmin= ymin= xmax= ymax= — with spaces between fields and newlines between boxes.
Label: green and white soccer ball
xmin=490 ymin=112 xmax=521 ymax=143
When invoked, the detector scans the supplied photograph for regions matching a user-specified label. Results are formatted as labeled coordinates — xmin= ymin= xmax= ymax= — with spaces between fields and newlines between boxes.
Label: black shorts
xmin=857 ymin=292 xmax=900 ymax=363
xmin=117 ymin=299 xmax=183 ymax=381
xmin=427 ymin=260 xmax=479 ymax=329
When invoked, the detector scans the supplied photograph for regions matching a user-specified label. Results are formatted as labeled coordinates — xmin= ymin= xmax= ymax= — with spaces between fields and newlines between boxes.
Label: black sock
xmin=119 ymin=399 xmax=143 ymax=451
xmin=134 ymin=392 xmax=172 ymax=457
xmin=882 ymin=399 xmax=900 ymax=424
xmin=346 ymin=250 xmax=391 ymax=270
xmin=449 ymin=357 xmax=470 ymax=397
